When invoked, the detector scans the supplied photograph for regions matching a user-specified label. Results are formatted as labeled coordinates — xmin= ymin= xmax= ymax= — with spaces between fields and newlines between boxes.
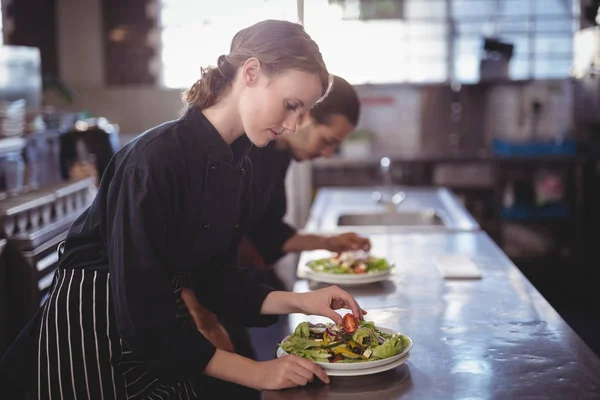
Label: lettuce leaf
xmin=279 ymin=336 xmax=331 ymax=362
xmin=359 ymin=320 xmax=376 ymax=330
xmin=367 ymin=257 xmax=392 ymax=272
xmin=352 ymin=327 xmax=372 ymax=345
xmin=371 ymin=335 xmax=404 ymax=359
xmin=279 ymin=336 xmax=320 ymax=352
xmin=294 ymin=322 xmax=310 ymax=339
xmin=293 ymin=349 xmax=331 ymax=363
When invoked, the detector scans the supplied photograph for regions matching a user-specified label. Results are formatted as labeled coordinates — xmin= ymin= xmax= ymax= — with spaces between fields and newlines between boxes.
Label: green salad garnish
xmin=278 ymin=316 xmax=410 ymax=364
xmin=306 ymin=251 xmax=392 ymax=274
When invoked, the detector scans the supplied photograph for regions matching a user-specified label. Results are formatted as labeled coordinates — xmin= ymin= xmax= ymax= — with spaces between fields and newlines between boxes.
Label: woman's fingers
xmin=338 ymin=290 xmax=363 ymax=320
xmin=294 ymin=356 xmax=330 ymax=384
xmin=293 ymin=363 xmax=315 ymax=383
xmin=289 ymin=373 xmax=309 ymax=387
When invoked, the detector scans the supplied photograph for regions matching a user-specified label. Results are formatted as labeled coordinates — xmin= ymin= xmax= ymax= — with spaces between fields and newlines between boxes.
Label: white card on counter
xmin=435 ymin=254 xmax=482 ymax=280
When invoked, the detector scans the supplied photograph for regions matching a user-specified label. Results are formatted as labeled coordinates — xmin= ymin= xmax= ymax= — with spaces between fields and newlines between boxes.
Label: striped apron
xmin=36 ymin=268 xmax=201 ymax=400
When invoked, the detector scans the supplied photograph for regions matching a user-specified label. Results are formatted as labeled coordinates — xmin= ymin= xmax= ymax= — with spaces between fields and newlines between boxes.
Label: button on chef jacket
xmin=57 ymin=107 xmax=276 ymax=381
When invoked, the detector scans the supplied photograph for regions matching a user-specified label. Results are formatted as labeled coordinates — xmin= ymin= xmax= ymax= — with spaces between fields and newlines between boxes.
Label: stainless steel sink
xmin=337 ymin=210 xmax=445 ymax=227
xmin=305 ymin=187 xmax=480 ymax=232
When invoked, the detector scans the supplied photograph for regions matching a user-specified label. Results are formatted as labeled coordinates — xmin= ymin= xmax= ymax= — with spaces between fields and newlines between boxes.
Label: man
xmin=182 ymin=75 xmax=369 ymax=374
xmin=240 ymin=74 xmax=370 ymax=284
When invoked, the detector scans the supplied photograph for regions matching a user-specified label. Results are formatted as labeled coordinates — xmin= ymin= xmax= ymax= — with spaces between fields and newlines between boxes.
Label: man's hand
xmin=181 ymin=288 xmax=235 ymax=352
xmin=324 ymin=232 xmax=371 ymax=253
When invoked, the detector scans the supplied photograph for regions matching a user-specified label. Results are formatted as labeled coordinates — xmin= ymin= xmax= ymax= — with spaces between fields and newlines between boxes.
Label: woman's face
xmin=238 ymin=60 xmax=324 ymax=148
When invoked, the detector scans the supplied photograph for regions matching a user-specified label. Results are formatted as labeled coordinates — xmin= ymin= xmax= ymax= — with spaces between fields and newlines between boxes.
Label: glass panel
xmin=162 ymin=65 xmax=199 ymax=89
xmin=404 ymin=0 xmax=447 ymax=19
xmin=160 ymin=0 xmax=578 ymax=87
xmin=452 ymin=0 xmax=495 ymax=18
xmin=456 ymin=21 xmax=495 ymax=36
xmin=454 ymin=54 xmax=480 ymax=82
xmin=534 ymin=36 xmax=572 ymax=54
xmin=497 ymin=19 xmax=531 ymax=34
xmin=306 ymin=14 xmax=409 ymax=84
xmin=535 ymin=0 xmax=570 ymax=15
xmin=499 ymin=0 xmax=532 ymax=16
xmin=535 ymin=18 xmax=575 ymax=33
xmin=160 ymin=0 xmax=298 ymax=88
xmin=509 ymin=57 xmax=531 ymax=79
xmin=534 ymin=58 xmax=573 ymax=78
xmin=161 ymin=0 xmax=296 ymax=26
xmin=497 ymin=34 xmax=530 ymax=56
xmin=408 ymin=41 xmax=447 ymax=57
xmin=160 ymin=4 xmax=205 ymax=27
xmin=572 ymin=0 xmax=581 ymax=16
xmin=407 ymin=62 xmax=448 ymax=82
xmin=455 ymin=38 xmax=482 ymax=57
xmin=407 ymin=22 xmax=447 ymax=39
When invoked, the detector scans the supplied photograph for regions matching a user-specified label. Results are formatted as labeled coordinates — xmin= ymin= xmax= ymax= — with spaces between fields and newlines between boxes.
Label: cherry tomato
xmin=342 ymin=313 xmax=358 ymax=334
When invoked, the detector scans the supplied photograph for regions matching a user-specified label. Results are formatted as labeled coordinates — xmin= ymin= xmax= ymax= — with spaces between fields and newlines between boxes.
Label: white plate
xmin=276 ymin=327 xmax=413 ymax=371
xmin=304 ymin=269 xmax=392 ymax=286
xmin=303 ymin=266 xmax=393 ymax=286
xmin=326 ymin=352 xmax=410 ymax=377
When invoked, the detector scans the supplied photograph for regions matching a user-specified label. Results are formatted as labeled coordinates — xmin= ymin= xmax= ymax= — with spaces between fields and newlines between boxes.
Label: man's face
xmin=287 ymin=114 xmax=355 ymax=161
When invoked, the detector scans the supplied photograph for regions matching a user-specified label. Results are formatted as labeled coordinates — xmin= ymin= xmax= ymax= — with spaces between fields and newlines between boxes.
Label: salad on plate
xmin=306 ymin=251 xmax=393 ymax=275
xmin=278 ymin=314 xmax=411 ymax=364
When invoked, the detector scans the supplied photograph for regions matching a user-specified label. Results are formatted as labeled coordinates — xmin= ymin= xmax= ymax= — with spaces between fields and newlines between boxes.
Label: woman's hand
xmin=205 ymin=350 xmax=329 ymax=392
xmin=181 ymin=288 xmax=234 ymax=352
xmin=255 ymin=354 xmax=330 ymax=390
xmin=295 ymin=285 xmax=366 ymax=325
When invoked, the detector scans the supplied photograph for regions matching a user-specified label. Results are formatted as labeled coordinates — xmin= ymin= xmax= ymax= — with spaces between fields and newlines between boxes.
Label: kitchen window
xmin=158 ymin=0 xmax=298 ymax=89
xmin=158 ymin=0 xmax=580 ymax=87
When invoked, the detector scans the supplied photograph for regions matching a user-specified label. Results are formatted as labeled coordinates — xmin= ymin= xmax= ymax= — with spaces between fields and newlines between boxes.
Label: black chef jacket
xmin=57 ymin=107 xmax=276 ymax=380
xmin=236 ymin=138 xmax=297 ymax=266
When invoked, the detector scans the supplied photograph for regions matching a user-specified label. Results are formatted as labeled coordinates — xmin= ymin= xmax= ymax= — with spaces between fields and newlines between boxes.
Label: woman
xmin=0 ymin=19 xmax=365 ymax=399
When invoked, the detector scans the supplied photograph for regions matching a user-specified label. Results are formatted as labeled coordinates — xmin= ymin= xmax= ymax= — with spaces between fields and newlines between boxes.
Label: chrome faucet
xmin=372 ymin=157 xmax=405 ymax=211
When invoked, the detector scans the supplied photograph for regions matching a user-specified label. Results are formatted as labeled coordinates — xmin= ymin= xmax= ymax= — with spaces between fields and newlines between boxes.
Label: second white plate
xmin=303 ymin=268 xmax=392 ymax=285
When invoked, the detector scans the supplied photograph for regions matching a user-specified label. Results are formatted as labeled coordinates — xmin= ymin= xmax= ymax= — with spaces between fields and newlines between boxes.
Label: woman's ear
xmin=241 ymin=57 xmax=261 ymax=86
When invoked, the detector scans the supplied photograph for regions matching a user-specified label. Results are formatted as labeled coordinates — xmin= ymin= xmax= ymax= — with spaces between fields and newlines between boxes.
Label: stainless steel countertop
xmin=311 ymin=152 xmax=584 ymax=169
xmin=265 ymin=231 xmax=600 ymax=399
xmin=304 ymin=186 xmax=480 ymax=233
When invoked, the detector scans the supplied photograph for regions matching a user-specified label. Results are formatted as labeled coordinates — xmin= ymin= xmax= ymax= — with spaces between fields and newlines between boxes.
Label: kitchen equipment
xmin=0 ymin=99 xmax=26 ymax=138
xmin=480 ymin=38 xmax=514 ymax=81
xmin=21 ymin=128 xmax=63 ymax=191
xmin=59 ymin=117 xmax=120 ymax=185
xmin=0 ymin=46 xmax=42 ymax=111
xmin=0 ymin=178 xmax=94 ymax=342
xmin=372 ymin=157 xmax=405 ymax=211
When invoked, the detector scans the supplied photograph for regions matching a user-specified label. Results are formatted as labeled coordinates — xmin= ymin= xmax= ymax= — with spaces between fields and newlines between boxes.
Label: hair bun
xmin=217 ymin=54 xmax=233 ymax=76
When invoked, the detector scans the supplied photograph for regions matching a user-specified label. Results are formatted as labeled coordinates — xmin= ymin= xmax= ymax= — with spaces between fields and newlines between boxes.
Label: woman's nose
xmin=282 ymin=114 xmax=299 ymax=134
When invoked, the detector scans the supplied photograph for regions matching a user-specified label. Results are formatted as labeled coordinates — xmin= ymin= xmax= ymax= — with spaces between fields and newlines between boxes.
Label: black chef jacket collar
xmin=182 ymin=106 xmax=252 ymax=165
